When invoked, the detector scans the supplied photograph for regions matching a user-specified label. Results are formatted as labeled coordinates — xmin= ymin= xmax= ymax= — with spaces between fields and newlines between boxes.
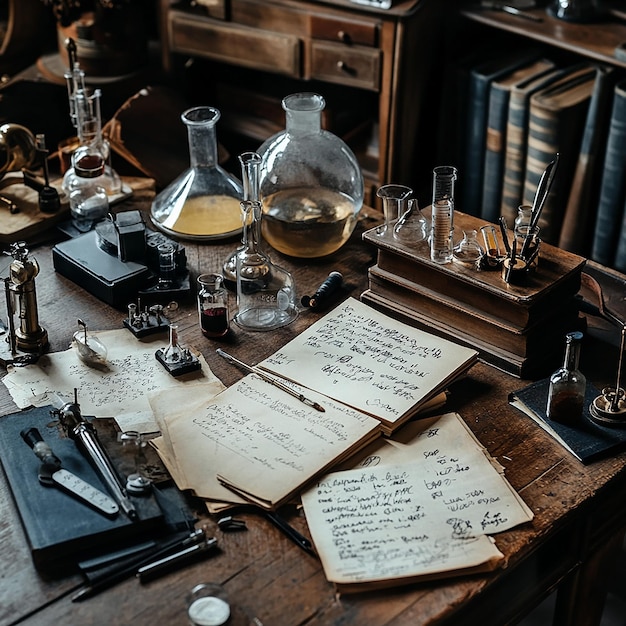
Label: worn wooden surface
xmin=1 ymin=183 xmax=626 ymax=626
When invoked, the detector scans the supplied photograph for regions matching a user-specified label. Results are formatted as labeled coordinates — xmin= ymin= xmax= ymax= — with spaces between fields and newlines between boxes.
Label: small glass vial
xmin=514 ymin=205 xmax=532 ymax=236
xmin=157 ymin=243 xmax=177 ymax=289
xmin=430 ymin=198 xmax=453 ymax=264
xmin=453 ymin=229 xmax=483 ymax=267
xmin=197 ymin=273 xmax=230 ymax=338
xmin=67 ymin=145 xmax=109 ymax=231
xmin=547 ymin=331 xmax=586 ymax=424
xmin=187 ymin=583 xmax=231 ymax=626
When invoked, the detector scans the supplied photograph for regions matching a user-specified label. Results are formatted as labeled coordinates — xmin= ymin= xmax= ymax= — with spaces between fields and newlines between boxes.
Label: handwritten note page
xmin=156 ymin=374 xmax=381 ymax=508
xmin=259 ymin=298 xmax=478 ymax=432
xmin=1 ymin=329 xmax=224 ymax=432
xmin=301 ymin=413 xmax=533 ymax=591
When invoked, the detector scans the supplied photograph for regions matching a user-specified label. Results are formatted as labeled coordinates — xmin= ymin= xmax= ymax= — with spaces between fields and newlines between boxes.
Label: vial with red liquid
xmin=197 ymin=273 xmax=230 ymax=338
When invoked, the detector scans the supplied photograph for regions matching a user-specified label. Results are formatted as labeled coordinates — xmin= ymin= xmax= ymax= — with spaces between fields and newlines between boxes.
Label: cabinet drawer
xmin=310 ymin=41 xmax=381 ymax=91
xmin=310 ymin=15 xmax=378 ymax=47
xmin=169 ymin=12 xmax=301 ymax=77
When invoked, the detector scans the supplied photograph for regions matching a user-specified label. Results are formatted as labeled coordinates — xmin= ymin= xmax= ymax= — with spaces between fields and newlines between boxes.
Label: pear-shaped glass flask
xmin=150 ymin=106 xmax=243 ymax=241
xmin=234 ymin=200 xmax=298 ymax=331
xmin=257 ymin=93 xmax=364 ymax=258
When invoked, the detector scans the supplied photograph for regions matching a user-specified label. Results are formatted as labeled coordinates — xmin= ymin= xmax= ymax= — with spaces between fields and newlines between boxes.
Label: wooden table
xmin=1 ymin=184 xmax=626 ymax=626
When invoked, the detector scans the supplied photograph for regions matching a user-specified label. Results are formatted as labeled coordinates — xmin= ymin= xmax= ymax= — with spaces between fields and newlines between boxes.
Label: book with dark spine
xmin=461 ymin=50 xmax=541 ymax=217
xmin=523 ymin=65 xmax=596 ymax=245
xmin=500 ymin=66 xmax=568 ymax=225
xmin=594 ymin=80 xmax=626 ymax=269
xmin=559 ymin=66 xmax=615 ymax=256
xmin=481 ymin=58 xmax=556 ymax=224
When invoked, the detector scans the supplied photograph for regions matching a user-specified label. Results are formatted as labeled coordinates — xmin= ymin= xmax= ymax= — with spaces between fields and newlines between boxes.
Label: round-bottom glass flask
xmin=150 ymin=107 xmax=243 ymax=241
xmin=257 ymin=93 xmax=364 ymax=258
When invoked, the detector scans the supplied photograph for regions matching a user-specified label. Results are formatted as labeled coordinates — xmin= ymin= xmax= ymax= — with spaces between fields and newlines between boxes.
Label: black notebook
xmin=509 ymin=379 xmax=626 ymax=464
xmin=0 ymin=406 xmax=171 ymax=569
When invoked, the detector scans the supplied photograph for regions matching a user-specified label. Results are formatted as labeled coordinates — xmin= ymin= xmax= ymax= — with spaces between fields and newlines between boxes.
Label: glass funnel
xmin=257 ymin=93 xmax=363 ymax=258
xmin=234 ymin=200 xmax=298 ymax=331
xmin=393 ymin=198 xmax=428 ymax=243
xmin=150 ymin=106 xmax=243 ymax=241
xmin=222 ymin=151 xmax=262 ymax=289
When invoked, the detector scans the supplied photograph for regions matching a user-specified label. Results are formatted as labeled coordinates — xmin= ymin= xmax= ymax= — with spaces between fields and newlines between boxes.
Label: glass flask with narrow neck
xmin=547 ymin=331 xmax=586 ymax=424
xmin=234 ymin=200 xmax=298 ymax=331
xmin=257 ymin=92 xmax=364 ymax=258
xmin=222 ymin=151 xmax=262 ymax=289
xmin=150 ymin=106 xmax=243 ymax=241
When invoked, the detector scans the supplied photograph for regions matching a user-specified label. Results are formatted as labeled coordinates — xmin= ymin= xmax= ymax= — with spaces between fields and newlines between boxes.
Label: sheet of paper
xmin=259 ymin=298 xmax=477 ymax=429
xmin=301 ymin=412 xmax=532 ymax=588
xmin=2 ymin=329 xmax=224 ymax=433
xmin=343 ymin=412 xmax=533 ymax=530
xmin=159 ymin=373 xmax=381 ymax=508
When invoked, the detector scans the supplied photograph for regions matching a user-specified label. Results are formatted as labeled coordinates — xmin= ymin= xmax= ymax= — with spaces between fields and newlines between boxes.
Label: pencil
xmin=216 ymin=349 xmax=325 ymax=412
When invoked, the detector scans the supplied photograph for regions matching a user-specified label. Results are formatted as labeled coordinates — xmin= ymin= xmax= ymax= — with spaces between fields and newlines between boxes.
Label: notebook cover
xmin=509 ymin=379 xmax=626 ymax=463
xmin=0 ymin=406 xmax=165 ymax=570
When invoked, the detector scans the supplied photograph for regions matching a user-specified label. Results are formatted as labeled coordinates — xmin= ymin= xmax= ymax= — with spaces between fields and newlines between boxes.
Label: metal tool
xmin=53 ymin=389 xmax=138 ymax=521
xmin=3 ymin=241 xmax=48 ymax=357
xmin=20 ymin=426 xmax=119 ymax=517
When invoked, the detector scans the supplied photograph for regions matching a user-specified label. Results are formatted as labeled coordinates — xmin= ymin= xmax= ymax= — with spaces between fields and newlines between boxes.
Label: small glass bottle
xmin=453 ymin=229 xmax=484 ymax=267
xmin=157 ymin=243 xmax=177 ymax=289
xmin=197 ymin=273 xmax=230 ymax=338
xmin=67 ymin=144 xmax=109 ymax=232
xmin=547 ymin=331 xmax=586 ymax=424
xmin=514 ymin=205 xmax=532 ymax=235
xmin=430 ymin=198 xmax=454 ymax=264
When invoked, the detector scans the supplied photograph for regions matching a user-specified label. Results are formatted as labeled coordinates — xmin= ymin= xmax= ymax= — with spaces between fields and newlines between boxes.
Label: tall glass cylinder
xmin=222 ymin=151 xmax=262 ymax=288
xmin=432 ymin=165 xmax=457 ymax=210
xmin=150 ymin=106 xmax=243 ymax=241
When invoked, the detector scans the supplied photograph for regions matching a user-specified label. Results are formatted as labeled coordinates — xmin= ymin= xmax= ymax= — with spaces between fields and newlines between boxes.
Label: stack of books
xmin=361 ymin=210 xmax=587 ymax=378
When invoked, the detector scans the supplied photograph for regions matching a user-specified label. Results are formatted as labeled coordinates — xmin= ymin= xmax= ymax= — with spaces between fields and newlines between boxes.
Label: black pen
xmin=137 ymin=537 xmax=218 ymax=582
xmin=72 ymin=528 xmax=207 ymax=601
xmin=265 ymin=510 xmax=317 ymax=557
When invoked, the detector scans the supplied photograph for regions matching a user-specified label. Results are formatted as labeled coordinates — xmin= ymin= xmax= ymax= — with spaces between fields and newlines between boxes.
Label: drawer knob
xmin=337 ymin=30 xmax=351 ymax=43
xmin=336 ymin=61 xmax=355 ymax=76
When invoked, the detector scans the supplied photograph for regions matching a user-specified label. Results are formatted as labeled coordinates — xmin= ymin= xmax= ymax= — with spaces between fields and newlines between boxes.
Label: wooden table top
xmin=1 ymin=181 xmax=626 ymax=626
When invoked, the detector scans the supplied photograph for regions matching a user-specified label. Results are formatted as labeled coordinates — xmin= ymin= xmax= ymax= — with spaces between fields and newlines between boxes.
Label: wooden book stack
xmin=361 ymin=210 xmax=587 ymax=378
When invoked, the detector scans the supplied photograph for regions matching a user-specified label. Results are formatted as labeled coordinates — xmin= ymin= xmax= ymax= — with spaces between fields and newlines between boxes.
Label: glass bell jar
xmin=257 ymin=92 xmax=364 ymax=258
xmin=150 ymin=106 xmax=243 ymax=241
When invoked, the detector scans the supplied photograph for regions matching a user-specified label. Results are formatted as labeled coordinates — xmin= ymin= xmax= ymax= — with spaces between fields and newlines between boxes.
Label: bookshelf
xmin=460 ymin=4 xmax=626 ymax=70
xmin=440 ymin=2 xmax=626 ymax=270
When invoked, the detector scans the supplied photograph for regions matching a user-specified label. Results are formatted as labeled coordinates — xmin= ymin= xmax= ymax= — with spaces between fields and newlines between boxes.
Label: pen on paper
xmin=216 ymin=348 xmax=325 ymax=412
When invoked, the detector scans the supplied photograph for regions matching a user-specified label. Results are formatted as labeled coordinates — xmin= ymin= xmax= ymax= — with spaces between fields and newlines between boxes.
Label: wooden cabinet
xmin=159 ymin=0 xmax=442 ymax=206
